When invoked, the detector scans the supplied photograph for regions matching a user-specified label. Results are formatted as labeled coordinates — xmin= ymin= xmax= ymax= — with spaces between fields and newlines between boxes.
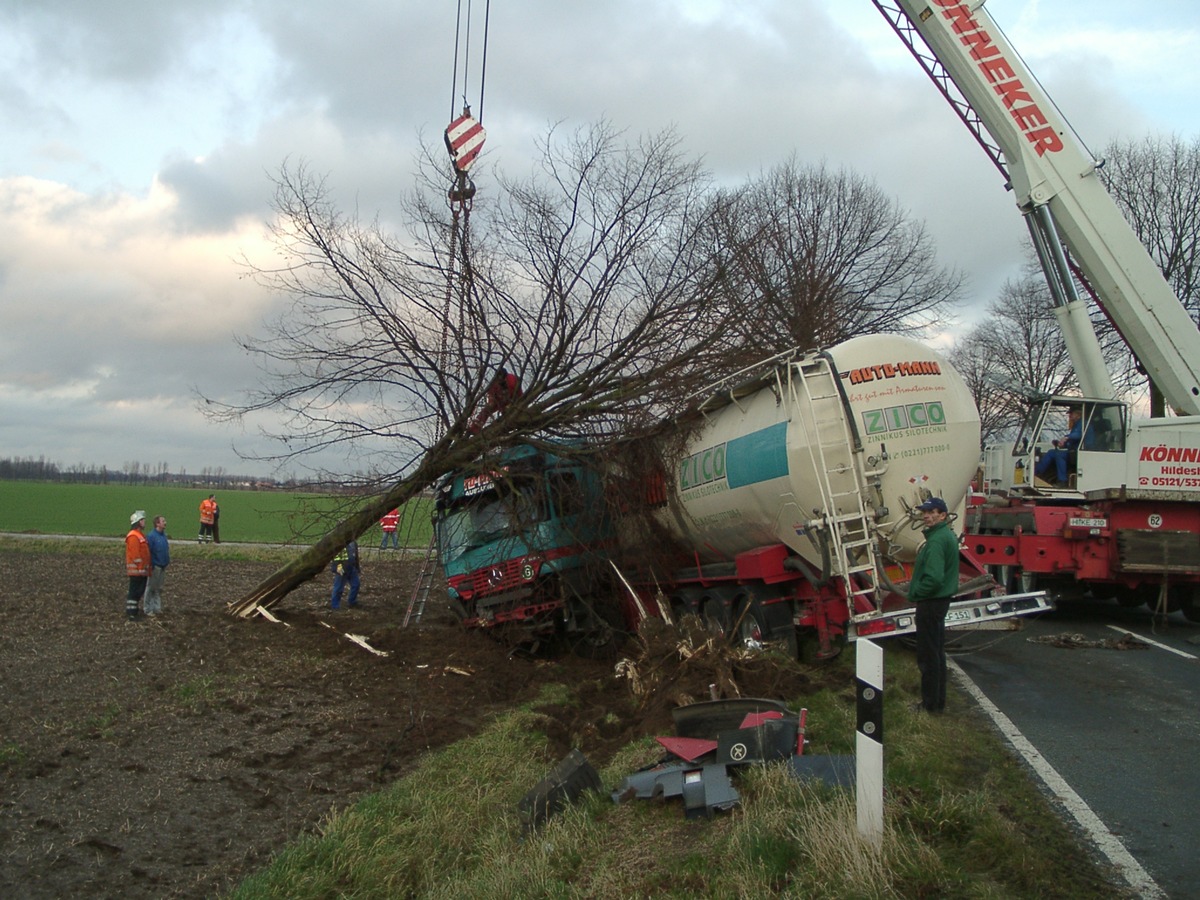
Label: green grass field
xmin=0 ymin=482 xmax=433 ymax=546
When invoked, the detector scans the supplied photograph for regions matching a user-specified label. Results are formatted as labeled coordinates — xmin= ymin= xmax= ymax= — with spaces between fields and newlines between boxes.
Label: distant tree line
xmin=0 ymin=456 xmax=306 ymax=489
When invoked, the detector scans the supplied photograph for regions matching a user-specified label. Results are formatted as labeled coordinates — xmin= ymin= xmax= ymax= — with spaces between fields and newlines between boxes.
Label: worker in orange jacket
xmin=380 ymin=508 xmax=400 ymax=549
xmin=125 ymin=511 xmax=150 ymax=621
xmin=198 ymin=494 xmax=217 ymax=543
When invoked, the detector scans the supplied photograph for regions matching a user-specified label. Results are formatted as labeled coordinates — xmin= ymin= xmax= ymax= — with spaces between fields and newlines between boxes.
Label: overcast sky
xmin=2 ymin=0 xmax=1197 ymax=479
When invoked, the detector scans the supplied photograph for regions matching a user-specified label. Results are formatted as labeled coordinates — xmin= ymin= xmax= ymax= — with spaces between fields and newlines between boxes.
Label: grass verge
xmin=231 ymin=668 xmax=1132 ymax=899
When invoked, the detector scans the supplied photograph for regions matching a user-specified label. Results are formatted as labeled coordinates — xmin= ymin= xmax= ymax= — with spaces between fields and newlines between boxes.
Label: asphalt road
xmin=953 ymin=600 xmax=1200 ymax=899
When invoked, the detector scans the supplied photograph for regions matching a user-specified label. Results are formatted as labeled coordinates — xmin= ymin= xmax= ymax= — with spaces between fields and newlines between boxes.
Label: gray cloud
xmin=0 ymin=0 xmax=1196 ymax=476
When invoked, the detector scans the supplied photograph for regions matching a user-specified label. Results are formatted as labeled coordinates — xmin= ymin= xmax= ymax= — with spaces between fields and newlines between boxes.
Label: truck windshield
xmin=438 ymin=477 xmax=546 ymax=556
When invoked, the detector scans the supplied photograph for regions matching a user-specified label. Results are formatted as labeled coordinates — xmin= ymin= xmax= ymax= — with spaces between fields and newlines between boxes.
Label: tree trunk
xmin=228 ymin=434 xmax=479 ymax=618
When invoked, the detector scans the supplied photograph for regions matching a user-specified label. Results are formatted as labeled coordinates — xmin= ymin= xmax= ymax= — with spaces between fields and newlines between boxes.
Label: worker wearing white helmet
xmin=124 ymin=511 xmax=150 ymax=621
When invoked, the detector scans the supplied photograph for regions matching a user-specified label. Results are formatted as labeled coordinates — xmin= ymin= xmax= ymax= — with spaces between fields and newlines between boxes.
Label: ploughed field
xmin=0 ymin=547 xmax=824 ymax=898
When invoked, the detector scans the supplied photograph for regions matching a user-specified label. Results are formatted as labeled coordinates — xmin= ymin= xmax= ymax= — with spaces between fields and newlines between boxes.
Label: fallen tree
xmin=216 ymin=123 xmax=739 ymax=616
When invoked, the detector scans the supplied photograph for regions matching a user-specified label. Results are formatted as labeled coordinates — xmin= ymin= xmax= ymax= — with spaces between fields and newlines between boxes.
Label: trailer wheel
xmin=702 ymin=598 xmax=729 ymax=636
xmin=1130 ymin=583 xmax=1174 ymax=613
xmin=733 ymin=600 xmax=769 ymax=649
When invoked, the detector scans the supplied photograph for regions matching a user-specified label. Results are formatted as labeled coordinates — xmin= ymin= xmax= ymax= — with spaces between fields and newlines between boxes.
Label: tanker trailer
xmin=433 ymin=335 xmax=1049 ymax=657
xmin=634 ymin=333 xmax=1048 ymax=657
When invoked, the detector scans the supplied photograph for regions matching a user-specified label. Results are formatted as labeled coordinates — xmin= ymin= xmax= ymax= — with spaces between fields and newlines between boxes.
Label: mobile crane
xmin=872 ymin=1 xmax=1200 ymax=618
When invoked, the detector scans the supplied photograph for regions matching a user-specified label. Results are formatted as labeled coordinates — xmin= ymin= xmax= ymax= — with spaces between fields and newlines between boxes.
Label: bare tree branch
xmin=209 ymin=122 xmax=738 ymax=612
xmin=706 ymin=157 xmax=964 ymax=360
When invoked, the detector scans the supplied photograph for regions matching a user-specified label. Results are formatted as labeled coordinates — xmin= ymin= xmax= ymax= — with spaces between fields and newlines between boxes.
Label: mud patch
xmin=0 ymin=549 xmax=835 ymax=898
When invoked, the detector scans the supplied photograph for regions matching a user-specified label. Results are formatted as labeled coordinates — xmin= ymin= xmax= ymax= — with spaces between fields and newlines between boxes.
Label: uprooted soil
xmin=0 ymin=546 xmax=837 ymax=899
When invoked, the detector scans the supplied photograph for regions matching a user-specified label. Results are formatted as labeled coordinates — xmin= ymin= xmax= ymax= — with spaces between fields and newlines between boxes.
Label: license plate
xmin=945 ymin=609 xmax=974 ymax=624
xmin=1068 ymin=517 xmax=1107 ymax=529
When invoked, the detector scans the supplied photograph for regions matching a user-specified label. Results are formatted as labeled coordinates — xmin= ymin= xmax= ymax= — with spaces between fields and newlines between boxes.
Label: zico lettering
xmin=680 ymin=444 xmax=726 ymax=491
xmin=862 ymin=402 xmax=947 ymax=436
xmin=931 ymin=0 xmax=1064 ymax=157
xmin=1139 ymin=445 xmax=1200 ymax=463
xmin=846 ymin=360 xmax=941 ymax=385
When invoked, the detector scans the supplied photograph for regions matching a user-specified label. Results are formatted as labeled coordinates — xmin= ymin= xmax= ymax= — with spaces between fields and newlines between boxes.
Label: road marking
xmin=950 ymin=661 xmax=1166 ymax=899
xmin=1106 ymin=625 xmax=1198 ymax=660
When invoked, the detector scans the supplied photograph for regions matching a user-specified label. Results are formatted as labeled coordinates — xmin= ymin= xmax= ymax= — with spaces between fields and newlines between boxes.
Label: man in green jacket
xmin=909 ymin=497 xmax=960 ymax=713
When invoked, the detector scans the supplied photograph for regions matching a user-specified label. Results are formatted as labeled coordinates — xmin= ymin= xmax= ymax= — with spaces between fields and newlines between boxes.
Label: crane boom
xmin=876 ymin=0 xmax=1200 ymax=415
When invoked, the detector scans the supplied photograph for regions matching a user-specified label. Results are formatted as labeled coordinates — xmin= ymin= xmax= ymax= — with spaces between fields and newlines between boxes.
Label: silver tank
xmin=658 ymin=333 xmax=980 ymax=567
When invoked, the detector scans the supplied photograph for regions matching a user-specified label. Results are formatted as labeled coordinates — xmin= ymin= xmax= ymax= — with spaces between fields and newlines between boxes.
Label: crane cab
xmin=996 ymin=397 xmax=1128 ymax=496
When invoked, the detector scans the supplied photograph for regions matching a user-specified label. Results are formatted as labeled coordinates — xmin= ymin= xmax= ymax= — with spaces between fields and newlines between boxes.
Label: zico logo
xmin=845 ymin=360 xmax=941 ymax=384
xmin=1140 ymin=445 xmax=1200 ymax=463
xmin=680 ymin=444 xmax=725 ymax=490
xmin=929 ymin=0 xmax=1064 ymax=157
xmin=863 ymin=402 xmax=947 ymax=435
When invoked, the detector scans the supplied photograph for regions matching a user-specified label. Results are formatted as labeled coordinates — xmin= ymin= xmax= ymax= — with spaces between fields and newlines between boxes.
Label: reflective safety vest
xmin=199 ymin=498 xmax=217 ymax=525
xmin=125 ymin=529 xmax=150 ymax=577
xmin=333 ymin=542 xmax=359 ymax=572
xmin=380 ymin=509 xmax=400 ymax=532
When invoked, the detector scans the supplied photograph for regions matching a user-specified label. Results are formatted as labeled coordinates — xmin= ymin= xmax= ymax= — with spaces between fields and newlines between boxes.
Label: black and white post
xmin=856 ymin=637 xmax=884 ymax=844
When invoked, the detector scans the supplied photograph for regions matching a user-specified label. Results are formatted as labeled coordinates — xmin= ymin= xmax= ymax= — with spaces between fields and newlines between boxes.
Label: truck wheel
xmin=568 ymin=601 xmax=626 ymax=659
xmin=733 ymin=600 xmax=769 ymax=649
xmin=990 ymin=565 xmax=1017 ymax=595
xmin=1113 ymin=585 xmax=1143 ymax=608
xmin=702 ymin=598 xmax=729 ymax=636
xmin=1169 ymin=583 xmax=1197 ymax=620
xmin=1138 ymin=584 xmax=1172 ymax=613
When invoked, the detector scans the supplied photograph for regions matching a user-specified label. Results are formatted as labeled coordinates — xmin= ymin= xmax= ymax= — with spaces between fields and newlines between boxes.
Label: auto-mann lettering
xmin=846 ymin=360 xmax=942 ymax=385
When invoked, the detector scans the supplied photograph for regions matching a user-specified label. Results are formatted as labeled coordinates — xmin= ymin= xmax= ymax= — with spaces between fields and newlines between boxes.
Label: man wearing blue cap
xmin=908 ymin=497 xmax=959 ymax=713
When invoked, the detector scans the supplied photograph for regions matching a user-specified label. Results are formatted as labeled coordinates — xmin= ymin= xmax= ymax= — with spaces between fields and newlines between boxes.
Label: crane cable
xmin=438 ymin=0 xmax=491 ymax=438
xmin=448 ymin=0 xmax=491 ymax=126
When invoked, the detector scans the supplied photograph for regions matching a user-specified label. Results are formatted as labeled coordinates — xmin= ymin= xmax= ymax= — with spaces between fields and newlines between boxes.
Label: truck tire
xmin=990 ymin=564 xmax=1017 ymax=595
xmin=702 ymin=597 xmax=729 ymax=636
xmin=1183 ymin=591 xmax=1200 ymax=623
xmin=733 ymin=599 xmax=769 ymax=649
xmin=1113 ymin=585 xmax=1144 ymax=608
xmin=568 ymin=607 xmax=624 ymax=662
xmin=1169 ymin=583 xmax=1198 ymax=620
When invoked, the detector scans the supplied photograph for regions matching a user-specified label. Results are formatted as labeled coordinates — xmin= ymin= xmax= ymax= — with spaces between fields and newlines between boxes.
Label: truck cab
xmin=434 ymin=444 xmax=624 ymax=650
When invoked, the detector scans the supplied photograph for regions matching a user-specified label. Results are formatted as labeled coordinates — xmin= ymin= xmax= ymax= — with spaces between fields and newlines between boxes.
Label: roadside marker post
xmin=856 ymin=638 xmax=884 ymax=845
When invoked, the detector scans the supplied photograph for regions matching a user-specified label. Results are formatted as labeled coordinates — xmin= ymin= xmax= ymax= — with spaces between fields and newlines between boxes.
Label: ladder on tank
xmin=403 ymin=535 xmax=439 ymax=627
xmin=790 ymin=355 xmax=885 ymax=616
